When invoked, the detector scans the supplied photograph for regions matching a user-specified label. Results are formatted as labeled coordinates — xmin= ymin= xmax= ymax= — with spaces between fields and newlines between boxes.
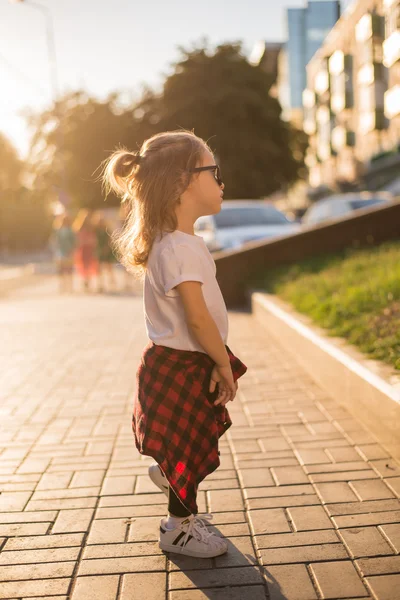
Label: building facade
xmin=304 ymin=0 xmax=400 ymax=188
xmin=287 ymin=1 xmax=341 ymax=114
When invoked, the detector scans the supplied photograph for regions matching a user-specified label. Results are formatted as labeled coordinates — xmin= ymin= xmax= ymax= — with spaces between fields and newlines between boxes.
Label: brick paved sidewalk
xmin=0 ymin=278 xmax=400 ymax=600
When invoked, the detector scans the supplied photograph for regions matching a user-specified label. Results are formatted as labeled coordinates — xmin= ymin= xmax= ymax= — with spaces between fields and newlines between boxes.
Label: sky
xmin=1 ymin=0 xmax=350 ymax=157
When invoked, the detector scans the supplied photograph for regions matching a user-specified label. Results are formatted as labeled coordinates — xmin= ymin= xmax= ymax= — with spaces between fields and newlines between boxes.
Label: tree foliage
xmin=27 ymin=42 xmax=308 ymax=209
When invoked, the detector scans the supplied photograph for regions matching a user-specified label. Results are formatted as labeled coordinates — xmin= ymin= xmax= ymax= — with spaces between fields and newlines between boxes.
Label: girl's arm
xmin=175 ymin=280 xmax=230 ymax=368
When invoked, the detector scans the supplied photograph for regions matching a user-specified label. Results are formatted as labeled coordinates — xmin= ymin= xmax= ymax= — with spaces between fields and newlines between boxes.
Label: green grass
xmin=252 ymin=240 xmax=400 ymax=370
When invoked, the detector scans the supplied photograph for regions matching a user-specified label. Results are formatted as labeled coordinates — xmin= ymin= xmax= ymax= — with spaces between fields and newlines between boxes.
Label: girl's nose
xmin=221 ymin=182 xmax=225 ymax=190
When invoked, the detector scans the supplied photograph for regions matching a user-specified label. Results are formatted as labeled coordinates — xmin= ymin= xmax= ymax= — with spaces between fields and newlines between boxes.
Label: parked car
xmin=301 ymin=192 xmax=392 ymax=226
xmin=194 ymin=201 xmax=301 ymax=252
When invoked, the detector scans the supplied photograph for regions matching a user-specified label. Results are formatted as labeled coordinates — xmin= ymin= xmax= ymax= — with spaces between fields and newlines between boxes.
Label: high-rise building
xmin=287 ymin=1 xmax=341 ymax=117
xmin=303 ymin=0 xmax=400 ymax=189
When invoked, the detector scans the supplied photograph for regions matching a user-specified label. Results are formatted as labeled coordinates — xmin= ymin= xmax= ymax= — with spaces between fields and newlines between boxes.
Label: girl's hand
xmin=209 ymin=365 xmax=237 ymax=406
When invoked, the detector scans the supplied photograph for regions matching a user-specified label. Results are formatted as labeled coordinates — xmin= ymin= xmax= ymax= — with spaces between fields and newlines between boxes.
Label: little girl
xmin=102 ymin=130 xmax=247 ymax=559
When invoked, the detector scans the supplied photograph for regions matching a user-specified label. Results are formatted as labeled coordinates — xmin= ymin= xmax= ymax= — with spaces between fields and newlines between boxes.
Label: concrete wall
xmin=215 ymin=199 xmax=400 ymax=308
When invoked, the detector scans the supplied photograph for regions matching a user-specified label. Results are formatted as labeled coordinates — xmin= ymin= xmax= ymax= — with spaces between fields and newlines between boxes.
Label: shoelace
xmin=180 ymin=514 xmax=215 ymax=549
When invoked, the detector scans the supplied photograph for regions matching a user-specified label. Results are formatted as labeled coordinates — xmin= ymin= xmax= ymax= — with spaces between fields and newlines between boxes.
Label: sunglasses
xmin=189 ymin=164 xmax=223 ymax=187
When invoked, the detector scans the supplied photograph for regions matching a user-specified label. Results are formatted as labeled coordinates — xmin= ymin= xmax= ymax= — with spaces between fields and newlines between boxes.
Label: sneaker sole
xmin=148 ymin=464 xmax=169 ymax=497
xmin=159 ymin=541 xmax=227 ymax=558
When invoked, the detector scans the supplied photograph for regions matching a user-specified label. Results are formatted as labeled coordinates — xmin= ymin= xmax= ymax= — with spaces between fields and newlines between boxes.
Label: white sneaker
xmin=148 ymin=463 xmax=169 ymax=497
xmin=159 ymin=514 xmax=228 ymax=558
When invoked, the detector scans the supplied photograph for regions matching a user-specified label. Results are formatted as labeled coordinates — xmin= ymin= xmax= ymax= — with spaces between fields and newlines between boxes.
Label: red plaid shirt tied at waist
xmin=132 ymin=341 xmax=247 ymax=514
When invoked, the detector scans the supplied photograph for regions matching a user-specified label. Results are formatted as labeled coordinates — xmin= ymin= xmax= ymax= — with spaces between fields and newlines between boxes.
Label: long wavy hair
xmin=102 ymin=130 xmax=210 ymax=278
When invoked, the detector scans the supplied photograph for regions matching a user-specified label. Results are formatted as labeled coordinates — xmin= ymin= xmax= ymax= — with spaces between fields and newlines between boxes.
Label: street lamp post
xmin=10 ymin=0 xmax=59 ymax=100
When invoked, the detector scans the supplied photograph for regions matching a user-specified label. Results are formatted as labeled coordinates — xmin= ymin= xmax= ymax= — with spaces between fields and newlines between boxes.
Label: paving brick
xmin=198 ymin=477 xmax=239 ymax=490
xmin=258 ymin=437 xmax=291 ymax=451
xmin=71 ymin=575 xmax=119 ymax=600
xmin=238 ymin=467 xmax=274 ymax=487
xmin=264 ymin=564 xmax=318 ymax=600
xmin=270 ymin=466 xmax=309 ymax=485
xmin=260 ymin=543 xmax=347 ymax=564
xmin=78 ymin=555 xmax=165 ymax=576
xmin=255 ymin=529 xmax=339 ymax=549
xmin=0 ymin=545 xmax=80 ymax=565
xmin=27 ymin=497 xmax=97 ymax=511
xmin=69 ymin=470 xmax=106 ymax=487
xmin=310 ymin=561 xmax=367 ymax=598
xmin=287 ymin=506 xmax=333 ymax=531
xmin=98 ymin=493 xmax=166 ymax=507
xmin=210 ymin=522 xmax=250 ymax=537
xmin=87 ymin=518 xmax=127 ymax=544
xmin=247 ymin=493 xmax=320 ymax=510
xmin=4 ymin=533 xmax=84 ymax=550
xmin=248 ymin=508 xmax=291 ymax=534
xmin=333 ymin=510 xmax=400 ymax=528
xmin=32 ymin=486 xmax=100 ymax=500
xmin=371 ymin=459 xmax=400 ymax=478
xmin=356 ymin=556 xmax=400 ymax=576
xmin=0 ymin=491 xmax=31 ymax=511
xmin=244 ymin=484 xmax=314 ymax=499
xmin=340 ymin=526 xmax=394 ymax=558
xmin=294 ymin=448 xmax=332 ymax=465
xmin=96 ymin=505 xmax=166 ymax=519
xmin=127 ymin=516 xmax=163 ymax=542
xmin=36 ymin=472 xmax=73 ymax=491
xmin=84 ymin=541 xmax=161 ymax=559
xmin=207 ymin=488 xmax=244 ymax=512
xmin=327 ymin=499 xmax=400 ymax=516
xmin=305 ymin=461 xmax=371 ymax=474
xmin=350 ymin=478 xmax=396 ymax=500
xmin=380 ymin=524 xmax=400 ymax=552
xmin=52 ymin=508 xmax=94 ymax=533
xmin=169 ymin=566 xmax=263 ymax=590
xmin=385 ymin=476 xmax=400 ymax=497
xmin=169 ymin=587 xmax=267 ymax=600
xmin=356 ymin=444 xmax=390 ymax=460
xmin=315 ymin=482 xmax=359 ymax=503
xmin=325 ymin=447 xmax=364 ymax=463
xmin=0 ymin=510 xmax=57 ymax=523
xmin=366 ymin=574 xmax=400 ymax=600
xmin=0 ymin=522 xmax=50 ymax=536
xmin=0 ymin=578 xmax=70 ymax=599
xmin=310 ymin=470 xmax=378 ymax=483
xmin=207 ymin=511 xmax=246 ymax=525
xmin=215 ymin=536 xmax=257 ymax=569
xmin=120 ymin=572 xmax=166 ymax=600
xmin=0 ymin=561 xmax=75 ymax=580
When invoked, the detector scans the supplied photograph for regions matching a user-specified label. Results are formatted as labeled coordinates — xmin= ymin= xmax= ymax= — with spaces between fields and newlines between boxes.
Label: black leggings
xmin=168 ymin=486 xmax=191 ymax=517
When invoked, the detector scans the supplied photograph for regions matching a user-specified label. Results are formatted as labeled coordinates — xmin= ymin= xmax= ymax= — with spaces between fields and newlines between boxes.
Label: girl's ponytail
xmin=102 ymin=149 xmax=142 ymax=199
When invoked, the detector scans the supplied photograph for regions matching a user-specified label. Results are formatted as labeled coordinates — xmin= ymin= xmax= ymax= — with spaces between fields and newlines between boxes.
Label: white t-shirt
xmin=143 ymin=230 xmax=229 ymax=352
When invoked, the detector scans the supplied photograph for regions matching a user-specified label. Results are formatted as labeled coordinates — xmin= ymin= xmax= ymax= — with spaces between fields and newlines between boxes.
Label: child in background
xmin=72 ymin=209 xmax=98 ymax=292
xmin=51 ymin=213 xmax=76 ymax=293
xmin=92 ymin=211 xmax=116 ymax=293
xmin=102 ymin=131 xmax=247 ymax=559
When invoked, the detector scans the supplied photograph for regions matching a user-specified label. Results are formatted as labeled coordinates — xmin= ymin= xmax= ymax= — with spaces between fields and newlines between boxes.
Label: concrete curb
xmin=251 ymin=290 xmax=400 ymax=461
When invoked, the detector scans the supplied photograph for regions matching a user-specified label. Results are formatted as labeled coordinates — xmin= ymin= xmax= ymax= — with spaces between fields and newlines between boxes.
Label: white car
xmin=302 ymin=192 xmax=392 ymax=226
xmin=194 ymin=200 xmax=301 ymax=252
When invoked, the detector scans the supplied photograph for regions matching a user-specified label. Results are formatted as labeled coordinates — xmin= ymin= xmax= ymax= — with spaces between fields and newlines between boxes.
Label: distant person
xmin=91 ymin=211 xmax=116 ymax=293
xmin=51 ymin=213 xmax=76 ymax=293
xmin=102 ymin=131 xmax=247 ymax=559
xmin=72 ymin=209 xmax=98 ymax=292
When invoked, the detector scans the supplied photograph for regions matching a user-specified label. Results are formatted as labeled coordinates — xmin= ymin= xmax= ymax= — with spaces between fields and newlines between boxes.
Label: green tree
xmin=27 ymin=42 xmax=307 ymax=209
xmin=27 ymin=91 xmax=137 ymax=209
xmin=0 ymin=132 xmax=22 ymax=190
xmin=0 ymin=134 xmax=50 ymax=253
xmin=134 ymin=42 xmax=307 ymax=198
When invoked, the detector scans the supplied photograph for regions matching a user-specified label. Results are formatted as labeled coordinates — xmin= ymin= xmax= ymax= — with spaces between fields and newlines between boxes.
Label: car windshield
xmin=349 ymin=199 xmax=385 ymax=210
xmin=214 ymin=206 xmax=290 ymax=229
